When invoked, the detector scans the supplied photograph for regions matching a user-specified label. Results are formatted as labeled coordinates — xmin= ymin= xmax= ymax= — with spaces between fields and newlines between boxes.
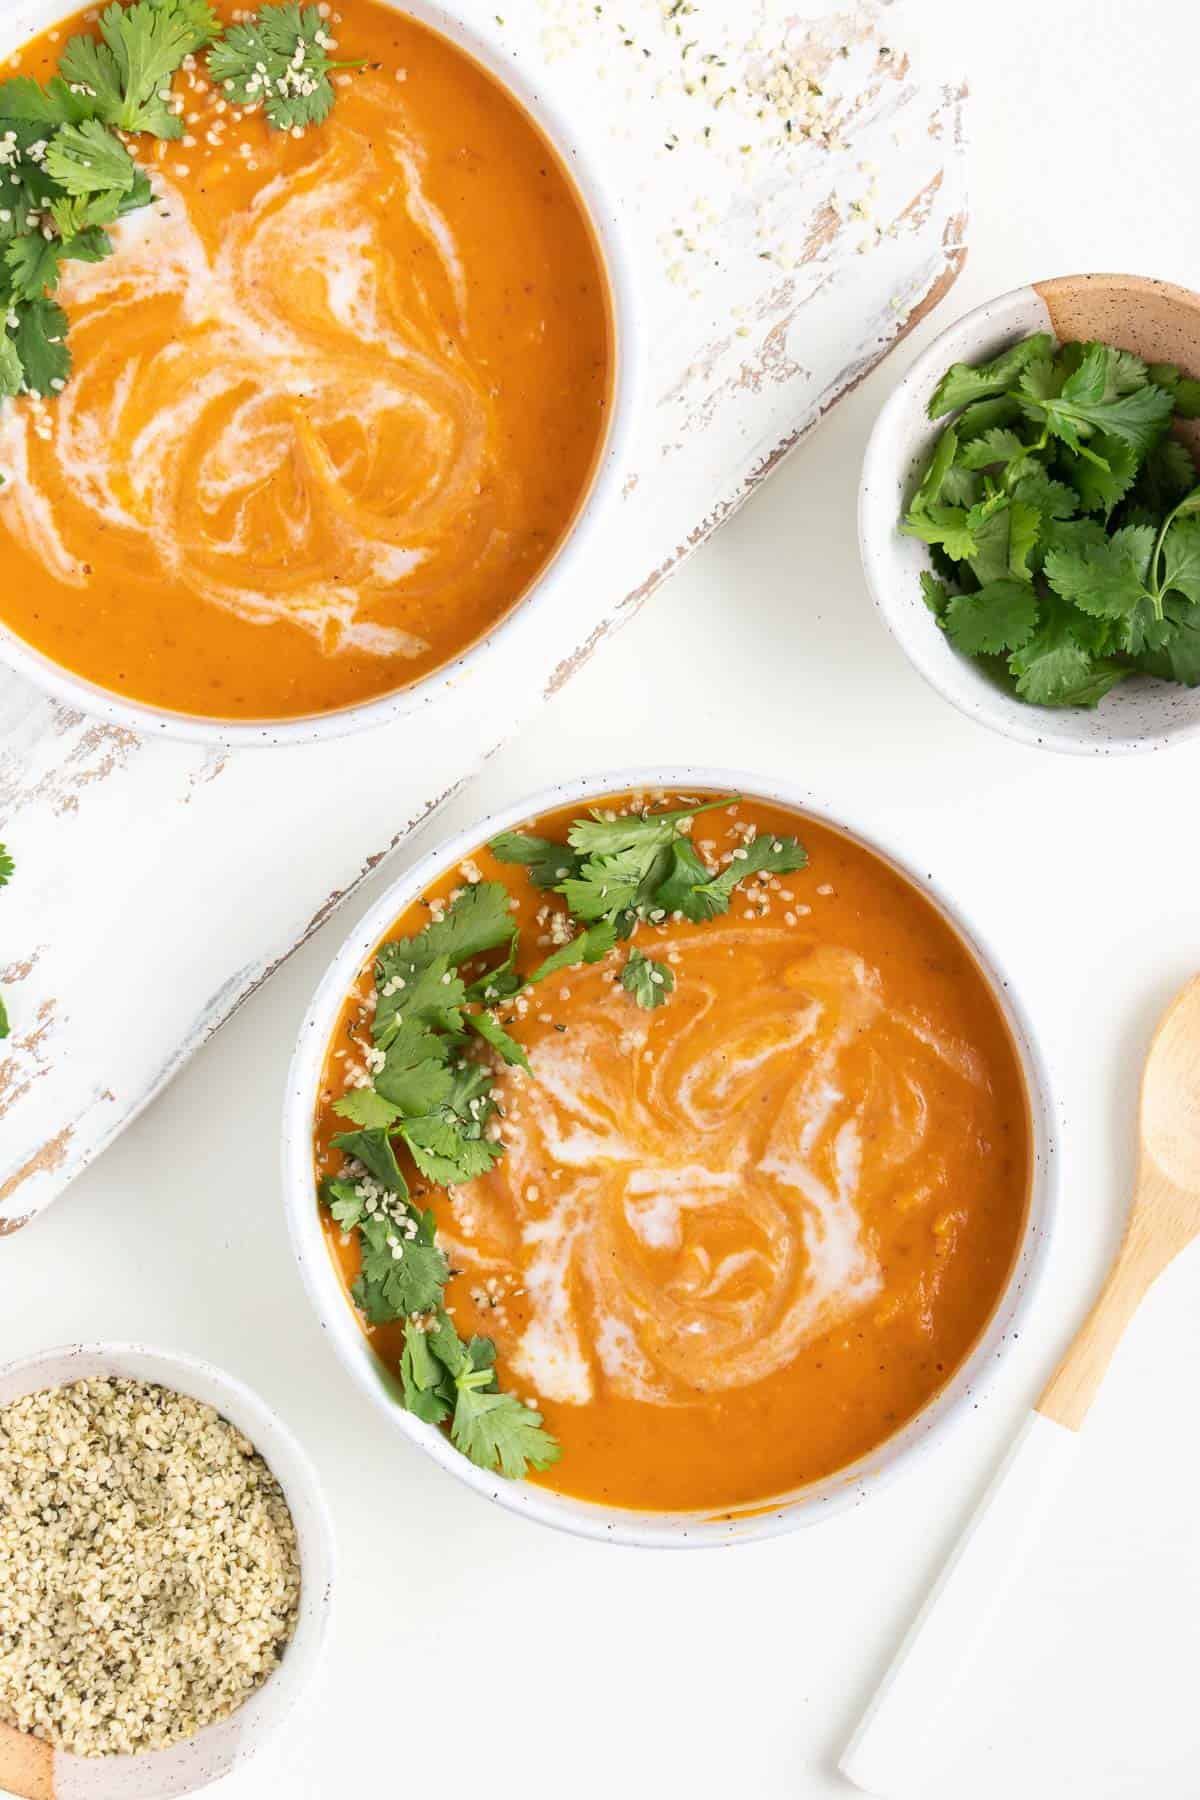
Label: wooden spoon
xmin=841 ymin=973 xmax=1200 ymax=1796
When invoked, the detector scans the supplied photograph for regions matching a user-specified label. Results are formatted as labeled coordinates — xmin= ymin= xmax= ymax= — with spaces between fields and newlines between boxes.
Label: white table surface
xmin=3 ymin=2 xmax=1199 ymax=1795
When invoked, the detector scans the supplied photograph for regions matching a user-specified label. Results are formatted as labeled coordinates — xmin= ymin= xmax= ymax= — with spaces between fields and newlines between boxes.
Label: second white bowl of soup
xmin=283 ymin=768 xmax=1056 ymax=1546
xmin=0 ymin=0 xmax=638 ymax=743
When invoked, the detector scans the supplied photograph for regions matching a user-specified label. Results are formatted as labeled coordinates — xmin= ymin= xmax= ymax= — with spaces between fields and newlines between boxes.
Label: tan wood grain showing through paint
xmin=1039 ymin=975 xmax=1200 ymax=1431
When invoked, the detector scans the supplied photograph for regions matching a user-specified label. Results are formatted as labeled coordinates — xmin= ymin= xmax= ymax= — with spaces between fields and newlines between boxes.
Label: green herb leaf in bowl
xmin=904 ymin=334 xmax=1200 ymax=707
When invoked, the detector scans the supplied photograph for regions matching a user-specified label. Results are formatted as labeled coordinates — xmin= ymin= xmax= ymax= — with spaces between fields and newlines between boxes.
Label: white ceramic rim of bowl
xmin=282 ymin=763 xmax=1060 ymax=1549
xmin=860 ymin=278 xmax=1200 ymax=755
xmin=0 ymin=0 xmax=644 ymax=748
xmin=0 ymin=1340 xmax=335 ymax=1800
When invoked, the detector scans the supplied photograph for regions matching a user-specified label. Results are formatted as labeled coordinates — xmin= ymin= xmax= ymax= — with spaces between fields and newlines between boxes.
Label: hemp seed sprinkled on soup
xmin=313 ymin=791 xmax=1031 ymax=1513
xmin=0 ymin=0 xmax=611 ymax=720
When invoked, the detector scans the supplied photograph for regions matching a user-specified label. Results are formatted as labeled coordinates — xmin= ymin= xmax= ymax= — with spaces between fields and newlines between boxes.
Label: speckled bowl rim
xmin=282 ymin=764 xmax=1060 ymax=1549
xmin=860 ymin=274 xmax=1200 ymax=756
xmin=0 ymin=0 xmax=644 ymax=748
xmin=0 ymin=1341 xmax=336 ymax=1799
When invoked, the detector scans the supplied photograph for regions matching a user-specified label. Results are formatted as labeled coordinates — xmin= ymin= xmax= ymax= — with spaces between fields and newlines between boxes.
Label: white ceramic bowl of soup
xmin=861 ymin=273 xmax=1200 ymax=755
xmin=0 ymin=0 xmax=642 ymax=747
xmin=0 ymin=1341 xmax=335 ymax=1798
xmin=282 ymin=764 xmax=1059 ymax=1549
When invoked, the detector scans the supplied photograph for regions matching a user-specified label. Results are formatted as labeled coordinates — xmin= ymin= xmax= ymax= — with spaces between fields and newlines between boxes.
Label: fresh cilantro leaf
xmin=352 ymin=1210 xmax=448 ymax=1325
xmin=919 ymin=570 xmax=950 ymax=616
xmin=44 ymin=119 xmax=136 ymax=195
xmin=525 ymin=920 xmax=617 ymax=985
xmin=652 ymin=838 xmax=715 ymax=917
xmin=927 ymin=333 xmax=1052 ymax=418
xmin=564 ymin=797 xmax=729 ymax=860
xmin=60 ymin=0 xmax=212 ymax=138
xmin=400 ymin=1113 xmax=500 ymax=1186
xmin=677 ymin=832 xmax=808 ymax=921
xmin=1017 ymin=352 xmax=1062 ymax=404
xmin=1136 ymin=596 xmax=1200 ymax=686
xmin=938 ymin=464 xmax=979 ymax=507
xmin=464 ymin=929 xmax=521 ymax=1003
xmin=488 ymin=830 xmax=581 ymax=888
xmin=425 ymin=1310 xmax=470 ymax=1379
xmin=450 ymin=1368 xmax=561 ymax=1479
xmin=1130 ymin=439 xmax=1198 ymax=518
xmin=1012 ymin=468 xmax=1078 ymax=522
xmin=1106 ymin=346 xmax=1150 ymax=394
xmin=910 ymin=424 xmax=960 ymax=511
xmin=957 ymin=427 xmax=1040 ymax=485
xmin=1025 ymin=348 xmax=1174 ymax=457
xmin=151 ymin=0 xmax=222 ymax=51
xmin=49 ymin=185 xmax=121 ymax=240
xmin=207 ymin=3 xmax=360 ymax=131
xmin=319 ymin=1174 xmax=368 ymax=1229
xmin=1161 ymin=517 xmax=1200 ymax=605
xmin=466 ymin=1007 xmax=530 ymax=1072
xmin=62 ymin=226 xmax=114 ymax=264
xmin=1030 ymin=515 xmax=1108 ymax=572
xmin=12 ymin=298 xmax=70 ymax=396
xmin=0 ymin=75 xmax=93 ymax=126
xmin=374 ymin=1019 xmax=455 ymax=1116
xmin=943 ymin=580 xmax=1038 ymax=655
xmin=332 ymin=1086 xmax=402 ymax=1130
xmin=1063 ymin=435 xmax=1139 ymax=517
xmin=557 ymin=848 xmax=647 ymax=923
xmin=55 ymin=29 xmax=141 ymax=132
xmin=400 ymin=1321 xmax=455 ymax=1424
xmin=900 ymin=503 xmax=978 ymax=561
xmin=1044 ymin=526 xmax=1154 ymax=620
xmin=0 ymin=336 xmax=22 ymax=399
xmin=962 ymin=497 xmax=1040 ymax=586
xmin=1005 ymin=498 xmax=1041 ymax=580
xmin=330 ymin=1127 xmax=407 ymax=1195
xmin=5 ymin=236 xmax=62 ymax=303
xmin=408 ymin=1313 xmax=562 ymax=1475
xmin=0 ymin=995 xmax=8 ymax=1040
xmin=956 ymin=426 xmax=1026 ymax=469
xmin=419 ymin=881 xmax=516 ymax=969
xmin=373 ymin=951 xmax=466 ymax=1046
xmin=0 ymin=845 xmax=13 ymax=887
xmin=1060 ymin=342 xmax=1149 ymax=399
xmin=1148 ymin=363 xmax=1200 ymax=419
xmin=1008 ymin=596 xmax=1125 ymax=707
xmin=119 ymin=166 xmax=154 ymax=214
xmin=621 ymin=947 xmax=674 ymax=1009
xmin=953 ymin=393 xmax=1023 ymax=442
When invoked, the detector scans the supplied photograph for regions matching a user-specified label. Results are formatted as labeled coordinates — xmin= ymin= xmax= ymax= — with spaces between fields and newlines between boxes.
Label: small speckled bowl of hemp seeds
xmin=0 ymin=1344 xmax=334 ymax=1799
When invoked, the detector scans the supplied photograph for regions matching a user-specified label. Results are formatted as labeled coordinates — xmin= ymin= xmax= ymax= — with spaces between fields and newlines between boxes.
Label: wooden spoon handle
xmin=1038 ymin=1249 xmax=1150 ymax=1429
xmin=839 ymin=1412 xmax=1079 ymax=1796
xmin=1040 ymin=1183 xmax=1186 ymax=1431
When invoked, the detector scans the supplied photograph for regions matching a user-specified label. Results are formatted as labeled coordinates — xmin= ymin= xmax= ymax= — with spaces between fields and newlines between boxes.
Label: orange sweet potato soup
xmin=314 ymin=789 xmax=1032 ymax=1514
xmin=0 ymin=1 xmax=611 ymax=719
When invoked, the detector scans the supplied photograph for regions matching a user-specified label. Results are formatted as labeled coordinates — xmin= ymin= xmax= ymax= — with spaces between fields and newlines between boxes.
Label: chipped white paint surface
xmin=0 ymin=0 xmax=966 ymax=1228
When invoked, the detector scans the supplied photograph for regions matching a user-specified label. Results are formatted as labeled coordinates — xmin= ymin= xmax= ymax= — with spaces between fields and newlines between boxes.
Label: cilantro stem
xmin=1147 ymin=489 xmax=1199 ymax=620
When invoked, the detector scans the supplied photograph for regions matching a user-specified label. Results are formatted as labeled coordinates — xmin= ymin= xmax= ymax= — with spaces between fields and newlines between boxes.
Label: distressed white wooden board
xmin=0 ymin=0 xmax=966 ymax=1229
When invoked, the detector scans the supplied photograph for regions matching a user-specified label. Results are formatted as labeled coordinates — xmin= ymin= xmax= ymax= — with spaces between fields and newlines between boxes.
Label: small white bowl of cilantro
xmin=861 ymin=273 xmax=1200 ymax=753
